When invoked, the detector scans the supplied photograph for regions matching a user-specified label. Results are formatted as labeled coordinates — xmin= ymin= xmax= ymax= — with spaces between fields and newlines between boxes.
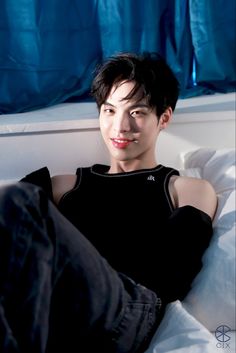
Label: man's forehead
xmin=108 ymin=81 xmax=148 ymax=105
xmin=109 ymin=80 xmax=134 ymax=94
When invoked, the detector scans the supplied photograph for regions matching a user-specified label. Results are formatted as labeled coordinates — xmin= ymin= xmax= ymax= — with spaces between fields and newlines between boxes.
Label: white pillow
xmin=180 ymin=148 xmax=236 ymax=331
xmin=181 ymin=148 xmax=235 ymax=222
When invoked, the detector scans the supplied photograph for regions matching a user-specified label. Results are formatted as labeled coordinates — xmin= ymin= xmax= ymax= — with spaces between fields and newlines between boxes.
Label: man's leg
xmin=0 ymin=183 xmax=161 ymax=353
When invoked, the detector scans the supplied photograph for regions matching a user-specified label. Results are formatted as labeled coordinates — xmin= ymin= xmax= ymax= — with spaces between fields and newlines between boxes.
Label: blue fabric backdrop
xmin=0 ymin=0 xmax=235 ymax=114
xmin=189 ymin=0 xmax=236 ymax=95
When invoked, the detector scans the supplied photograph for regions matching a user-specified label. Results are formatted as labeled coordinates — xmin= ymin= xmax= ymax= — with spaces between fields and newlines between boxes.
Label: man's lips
xmin=110 ymin=138 xmax=137 ymax=149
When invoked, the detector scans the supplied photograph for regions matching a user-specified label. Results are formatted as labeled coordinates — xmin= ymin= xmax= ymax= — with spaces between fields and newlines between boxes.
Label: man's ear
xmin=159 ymin=107 xmax=173 ymax=130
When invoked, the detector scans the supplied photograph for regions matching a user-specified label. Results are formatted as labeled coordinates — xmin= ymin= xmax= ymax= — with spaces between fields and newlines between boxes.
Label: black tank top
xmin=58 ymin=164 xmax=179 ymax=295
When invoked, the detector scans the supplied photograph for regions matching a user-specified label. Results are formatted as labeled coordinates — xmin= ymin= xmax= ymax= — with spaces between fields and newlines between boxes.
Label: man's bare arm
xmin=170 ymin=176 xmax=217 ymax=220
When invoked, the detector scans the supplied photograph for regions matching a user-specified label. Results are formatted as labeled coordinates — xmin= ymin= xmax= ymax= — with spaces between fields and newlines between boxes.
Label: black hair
xmin=91 ymin=52 xmax=180 ymax=118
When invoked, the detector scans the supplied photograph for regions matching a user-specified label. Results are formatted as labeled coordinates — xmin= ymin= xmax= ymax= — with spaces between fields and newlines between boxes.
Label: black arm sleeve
xmin=159 ymin=205 xmax=213 ymax=305
xmin=20 ymin=167 xmax=53 ymax=201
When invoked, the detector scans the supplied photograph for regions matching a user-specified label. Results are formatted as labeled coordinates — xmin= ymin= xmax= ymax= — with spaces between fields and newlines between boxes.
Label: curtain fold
xmin=189 ymin=0 xmax=236 ymax=95
xmin=0 ymin=0 xmax=102 ymax=113
xmin=0 ymin=0 xmax=235 ymax=114
xmin=96 ymin=0 xmax=193 ymax=95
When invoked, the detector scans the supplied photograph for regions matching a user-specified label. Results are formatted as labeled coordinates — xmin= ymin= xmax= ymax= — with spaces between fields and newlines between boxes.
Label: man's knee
xmin=0 ymin=182 xmax=48 ymax=218
xmin=0 ymin=182 xmax=55 ymax=257
xmin=0 ymin=182 xmax=39 ymax=200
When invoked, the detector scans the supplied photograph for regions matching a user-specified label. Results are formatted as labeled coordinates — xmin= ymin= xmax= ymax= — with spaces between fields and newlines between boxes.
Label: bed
xmin=0 ymin=92 xmax=235 ymax=352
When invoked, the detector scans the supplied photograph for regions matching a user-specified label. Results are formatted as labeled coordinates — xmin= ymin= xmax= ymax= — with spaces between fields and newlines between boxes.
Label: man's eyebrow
xmin=103 ymin=101 xmax=115 ymax=107
xmin=129 ymin=103 xmax=150 ymax=109
xmin=103 ymin=101 xmax=150 ymax=109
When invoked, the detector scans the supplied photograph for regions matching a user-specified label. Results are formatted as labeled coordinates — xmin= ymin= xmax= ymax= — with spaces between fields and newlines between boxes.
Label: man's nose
xmin=113 ymin=113 xmax=131 ymax=133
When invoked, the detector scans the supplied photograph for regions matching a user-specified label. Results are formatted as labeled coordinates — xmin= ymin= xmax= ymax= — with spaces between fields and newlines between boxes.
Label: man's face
xmin=99 ymin=80 xmax=162 ymax=166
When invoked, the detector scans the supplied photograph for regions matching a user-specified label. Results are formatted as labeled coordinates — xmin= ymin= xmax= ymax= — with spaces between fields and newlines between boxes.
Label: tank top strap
xmin=75 ymin=166 xmax=93 ymax=187
xmin=151 ymin=165 xmax=179 ymax=180
xmin=161 ymin=167 xmax=179 ymax=212
xmin=76 ymin=166 xmax=92 ymax=176
xmin=162 ymin=166 xmax=180 ymax=180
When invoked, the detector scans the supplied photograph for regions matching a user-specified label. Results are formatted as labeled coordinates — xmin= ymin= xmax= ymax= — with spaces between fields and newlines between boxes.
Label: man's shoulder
xmin=51 ymin=174 xmax=77 ymax=205
xmin=171 ymin=175 xmax=217 ymax=220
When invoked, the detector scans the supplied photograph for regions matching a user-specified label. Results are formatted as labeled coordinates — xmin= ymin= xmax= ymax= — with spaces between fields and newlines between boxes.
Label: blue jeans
xmin=0 ymin=183 xmax=161 ymax=353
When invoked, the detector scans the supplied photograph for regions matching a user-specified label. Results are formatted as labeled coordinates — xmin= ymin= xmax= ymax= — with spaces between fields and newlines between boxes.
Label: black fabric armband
xmin=160 ymin=205 xmax=213 ymax=305
xmin=20 ymin=167 xmax=53 ymax=201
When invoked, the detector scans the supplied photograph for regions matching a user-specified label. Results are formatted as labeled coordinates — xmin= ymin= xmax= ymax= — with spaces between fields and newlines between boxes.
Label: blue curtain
xmin=0 ymin=0 xmax=235 ymax=114
xmin=189 ymin=0 xmax=236 ymax=95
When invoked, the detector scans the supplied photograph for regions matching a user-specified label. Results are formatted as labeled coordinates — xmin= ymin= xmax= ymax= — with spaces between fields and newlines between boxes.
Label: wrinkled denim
xmin=0 ymin=183 xmax=161 ymax=353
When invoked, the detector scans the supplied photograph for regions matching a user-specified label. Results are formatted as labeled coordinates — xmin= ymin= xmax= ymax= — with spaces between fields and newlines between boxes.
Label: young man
xmin=0 ymin=53 xmax=217 ymax=353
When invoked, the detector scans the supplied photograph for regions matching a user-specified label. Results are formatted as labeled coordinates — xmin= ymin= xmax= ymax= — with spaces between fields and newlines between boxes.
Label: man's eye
xmin=104 ymin=108 xmax=114 ymax=114
xmin=130 ymin=110 xmax=145 ymax=118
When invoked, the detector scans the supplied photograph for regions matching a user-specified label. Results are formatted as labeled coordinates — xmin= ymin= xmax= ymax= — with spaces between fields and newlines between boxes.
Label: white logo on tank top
xmin=147 ymin=175 xmax=155 ymax=181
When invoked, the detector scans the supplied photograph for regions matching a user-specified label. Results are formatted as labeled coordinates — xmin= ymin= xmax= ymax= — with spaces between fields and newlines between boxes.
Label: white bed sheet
xmin=146 ymin=301 xmax=225 ymax=353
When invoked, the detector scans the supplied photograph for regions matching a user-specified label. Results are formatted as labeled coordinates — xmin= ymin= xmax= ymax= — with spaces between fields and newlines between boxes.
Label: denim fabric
xmin=108 ymin=274 xmax=162 ymax=353
xmin=0 ymin=183 xmax=161 ymax=353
